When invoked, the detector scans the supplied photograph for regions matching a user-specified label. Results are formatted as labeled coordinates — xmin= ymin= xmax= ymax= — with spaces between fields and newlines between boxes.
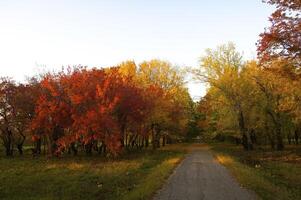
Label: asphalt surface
xmin=153 ymin=147 xmax=256 ymax=200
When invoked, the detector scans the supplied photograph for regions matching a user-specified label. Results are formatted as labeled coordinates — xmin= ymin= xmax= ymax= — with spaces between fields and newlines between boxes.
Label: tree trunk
xmin=17 ymin=132 xmax=26 ymax=155
xmin=17 ymin=144 xmax=23 ymax=155
xmin=238 ymin=109 xmax=253 ymax=150
xmin=84 ymin=142 xmax=93 ymax=155
xmin=287 ymin=132 xmax=292 ymax=145
xmin=265 ymin=123 xmax=275 ymax=149
xmin=250 ymin=129 xmax=257 ymax=144
xmin=3 ymin=128 xmax=14 ymax=156
xmin=167 ymin=136 xmax=172 ymax=144
xmin=51 ymin=126 xmax=64 ymax=155
xmin=120 ymin=123 xmax=126 ymax=147
xmin=37 ymin=138 xmax=42 ymax=154
xmin=162 ymin=135 xmax=166 ymax=147
xmin=295 ymin=130 xmax=299 ymax=145
xmin=131 ymin=134 xmax=138 ymax=148
xmin=157 ymin=135 xmax=161 ymax=148
xmin=268 ymin=111 xmax=284 ymax=150
xmin=71 ymin=142 xmax=78 ymax=156
xmin=152 ymin=125 xmax=156 ymax=150
xmin=276 ymin=126 xmax=284 ymax=150
xmin=145 ymin=136 xmax=149 ymax=148
xmin=268 ymin=132 xmax=275 ymax=150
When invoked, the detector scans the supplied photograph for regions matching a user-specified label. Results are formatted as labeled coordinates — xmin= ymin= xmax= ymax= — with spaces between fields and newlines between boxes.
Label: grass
xmin=0 ymin=144 xmax=194 ymax=200
xmin=210 ymin=143 xmax=301 ymax=200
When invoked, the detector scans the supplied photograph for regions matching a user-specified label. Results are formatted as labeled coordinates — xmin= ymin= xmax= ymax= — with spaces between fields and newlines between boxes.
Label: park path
xmin=153 ymin=146 xmax=256 ymax=200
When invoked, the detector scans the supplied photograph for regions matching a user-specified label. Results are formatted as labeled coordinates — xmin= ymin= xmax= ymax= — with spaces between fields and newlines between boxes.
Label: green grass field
xmin=0 ymin=146 xmax=190 ymax=200
xmin=210 ymin=143 xmax=301 ymax=200
xmin=3 ymin=143 xmax=299 ymax=200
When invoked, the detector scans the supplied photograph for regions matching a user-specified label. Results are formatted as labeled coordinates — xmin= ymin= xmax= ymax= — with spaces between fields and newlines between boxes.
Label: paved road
xmin=154 ymin=147 xmax=256 ymax=200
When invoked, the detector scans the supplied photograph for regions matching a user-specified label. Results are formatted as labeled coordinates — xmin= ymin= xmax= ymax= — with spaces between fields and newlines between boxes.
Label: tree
xmin=0 ymin=78 xmax=16 ymax=156
xmin=0 ymin=77 xmax=40 ymax=156
xmin=257 ymin=0 xmax=301 ymax=63
xmin=116 ymin=61 xmax=153 ymax=149
xmin=185 ymin=101 xmax=202 ymax=141
xmin=10 ymin=83 xmax=38 ymax=155
xmin=193 ymin=43 xmax=255 ymax=150
xmin=137 ymin=60 xmax=190 ymax=148
xmin=31 ymin=72 xmax=73 ymax=155
xmin=32 ymin=66 xmax=155 ymax=156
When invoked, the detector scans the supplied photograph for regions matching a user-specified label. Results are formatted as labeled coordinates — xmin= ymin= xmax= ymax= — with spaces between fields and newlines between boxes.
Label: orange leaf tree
xmin=258 ymin=0 xmax=301 ymax=63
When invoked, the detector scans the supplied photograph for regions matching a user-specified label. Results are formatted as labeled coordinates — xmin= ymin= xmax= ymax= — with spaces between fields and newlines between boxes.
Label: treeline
xmin=0 ymin=60 xmax=192 ymax=156
xmin=195 ymin=0 xmax=301 ymax=151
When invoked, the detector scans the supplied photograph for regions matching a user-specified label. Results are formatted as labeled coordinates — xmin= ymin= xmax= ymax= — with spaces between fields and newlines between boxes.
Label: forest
xmin=1 ymin=0 xmax=299 ymax=156
xmin=197 ymin=0 xmax=301 ymax=151
xmin=0 ymin=60 xmax=192 ymax=156
xmin=0 ymin=0 xmax=300 ymax=199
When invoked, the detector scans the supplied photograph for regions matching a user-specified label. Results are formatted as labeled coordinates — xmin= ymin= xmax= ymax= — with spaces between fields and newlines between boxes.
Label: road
xmin=153 ymin=146 xmax=256 ymax=200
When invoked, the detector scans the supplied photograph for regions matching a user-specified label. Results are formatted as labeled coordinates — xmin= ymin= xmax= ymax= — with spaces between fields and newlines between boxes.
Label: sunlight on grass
xmin=121 ymin=156 xmax=183 ymax=200
xmin=216 ymin=154 xmax=233 ymax=165
xmin=94 ymin=160 xmax=142 ymax=175
xmin=0 ymin=148 xmax=186 ymax=200
xmin=167 ymin=157 xmax=181 ymax=165
xmin=46 ymin=164 xmax=58 ymax=169
xmin=211 ymin=144 xmax=301 ymax=200
xmin=67 ymin=163 xmax=84 ymax=170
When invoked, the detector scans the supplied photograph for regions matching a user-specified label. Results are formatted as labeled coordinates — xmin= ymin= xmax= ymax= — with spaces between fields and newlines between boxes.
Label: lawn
xmin=0 ymin=145 xmax=192 ymax=200
xmin=210 ymin=143 xmax=301 ymax=200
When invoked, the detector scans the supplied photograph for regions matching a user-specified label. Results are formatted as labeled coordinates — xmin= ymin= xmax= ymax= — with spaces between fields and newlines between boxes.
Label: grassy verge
xmin=210 ymin=143 xmax=301 ymax=200
xmin=0 ymin=144 xmax=193 ymax=200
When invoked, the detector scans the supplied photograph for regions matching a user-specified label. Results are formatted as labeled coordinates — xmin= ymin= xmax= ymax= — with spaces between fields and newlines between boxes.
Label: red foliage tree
xmin=61 ymin=68 xmax=121 ymax=155
xmin=257 ymin=0 xmax=301 ymax=63
xmin=31 ymin=64 xmax=181 ymax=156
xmin=31 ymin=67 xmax=153 ymax=156
xmin=31 ymin=72 xmax=73 ymax=155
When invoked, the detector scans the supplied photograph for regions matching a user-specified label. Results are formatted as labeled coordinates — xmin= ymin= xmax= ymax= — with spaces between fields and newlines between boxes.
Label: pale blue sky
xmin=0 ymin=0 xmax=274 ymax=99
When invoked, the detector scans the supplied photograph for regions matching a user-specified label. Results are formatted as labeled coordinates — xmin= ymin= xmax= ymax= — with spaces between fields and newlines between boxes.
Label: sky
xmin=0 ymin=0 xmax=274 ymax=100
